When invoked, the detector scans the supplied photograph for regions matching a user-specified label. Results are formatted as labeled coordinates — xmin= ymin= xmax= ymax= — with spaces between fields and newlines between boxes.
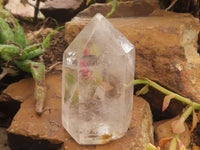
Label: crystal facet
xmin=62 ymin=13 xmax=135 ymax=145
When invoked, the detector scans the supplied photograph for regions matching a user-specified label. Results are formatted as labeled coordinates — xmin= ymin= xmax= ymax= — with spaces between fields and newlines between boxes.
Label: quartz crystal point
xmin=62 ymin=13 xmax=135 ymax=145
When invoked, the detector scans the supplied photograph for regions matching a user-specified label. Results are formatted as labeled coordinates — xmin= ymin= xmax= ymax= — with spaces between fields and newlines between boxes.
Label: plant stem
xmin=134 ymin=79 xmax=200 ymax=110
xmin=169 ymin=135 xmax=178 ymax=150
xmin=106 ymin=0 xmax=117 ymax=18
xmin=0 ymin=67 xmax=18 ymax=80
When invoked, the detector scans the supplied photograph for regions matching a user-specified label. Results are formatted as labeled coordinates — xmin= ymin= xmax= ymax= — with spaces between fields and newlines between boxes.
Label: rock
xmin=7 ymin=73 xmax=68 ymax=150
xmin=64 ymin=11 xmax=200 ymax=118
xmin=154 ymin=117 xmax=191 ymax=149
xmin=6 ymin=73 xmax=154 ymax=150
xmin=0 ymin=127 xmax=10 ymax=150
xmin=76 ymin=0 xmax=158 ymax=18
xmin=0 ymin=78 xmax=34 ymax=102
xmin=192 ymin=145 xmax=200 ymax=150
xmin=150 ymin=8 xmax=193 ymax=17
xmin=0 ymin=112 xmax=11 ymax=128
xmin=40 ymin=0 xmax=86 ymax=22
xmin=5 ymin=0 xmax=44 ymax=18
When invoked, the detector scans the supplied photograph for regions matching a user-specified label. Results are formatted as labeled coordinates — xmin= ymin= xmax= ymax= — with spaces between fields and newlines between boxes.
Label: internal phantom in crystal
xmin=62 ymin=13 xmax=135 ymax=145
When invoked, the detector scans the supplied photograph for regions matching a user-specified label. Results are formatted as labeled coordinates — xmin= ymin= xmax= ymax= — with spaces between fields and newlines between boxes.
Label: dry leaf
xmin=162 ymin=94 xmax=175 ymax=112
xmin=158 ymin=137 xmax=173 ymax=147
xmin=190 ymin=108 xmax=198 ymax=132
xmin=136 ymin=84 xmax=149 ymax=96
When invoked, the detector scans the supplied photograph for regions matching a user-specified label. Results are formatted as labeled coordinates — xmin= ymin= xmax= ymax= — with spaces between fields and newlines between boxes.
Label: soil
xmin=21 ymin=19 xmax=68 ymax=69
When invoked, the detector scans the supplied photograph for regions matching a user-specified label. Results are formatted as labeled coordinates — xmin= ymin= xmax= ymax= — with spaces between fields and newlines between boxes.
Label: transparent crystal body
xmin=62 ymin=13 xmax=135 ymax=145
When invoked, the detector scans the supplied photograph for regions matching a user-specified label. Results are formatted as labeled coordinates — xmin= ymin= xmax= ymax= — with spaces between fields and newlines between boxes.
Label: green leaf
xmin=0 ymin=0 xmax=3 ymax=9
xmin=145 ymin=143 xmax=160 ymax=150
xmin=136 ymin=84 xmax=149 ymax=96
xmin=162 ymin=94 xmax=175 ymax=112
xmin=0 ymin=17 xmax=15 ymax=44
xmin=169 ymin=137 xmax=177 ymax=150
xmin=14 ymin=60 xmax=45 ymax=80
xmin=0 ymin=9 xmax=26 ymax=48
xmin=24 ymin=43 xmax=41 ymax=53
xmin=13 ymin=24 xmax=27 ymax=49
xmin=106 ymin=0 xmax=117 ymax=18
xmin=14 ymin=60 xmax=32 ymax=72
xmin=42 ymin=26 xmax=64 ymax=49
xmin=30 ymin=61 xmax=45 ymax=80
xmin=26 ymin=48 xmax=45 ymax=59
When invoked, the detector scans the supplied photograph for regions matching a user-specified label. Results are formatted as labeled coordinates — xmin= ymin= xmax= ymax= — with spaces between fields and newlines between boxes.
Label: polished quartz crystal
xmin=62 ymin=13 xmax=135 ymax=145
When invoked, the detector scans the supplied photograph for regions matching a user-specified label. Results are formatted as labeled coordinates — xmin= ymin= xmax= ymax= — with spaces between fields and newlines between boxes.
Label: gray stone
xmin=40 ymin=0 xmax=85 ymax=21
xmin=5 ymin=0 xmax=44 ymax=18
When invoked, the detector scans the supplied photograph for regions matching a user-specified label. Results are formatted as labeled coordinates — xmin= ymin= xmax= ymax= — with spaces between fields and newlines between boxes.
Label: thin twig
xmin=0 ymin=68 xmax=8 ymax=80
xmin=165 ymin=0 xmax=178 ymax=11
xmin=46 ymin=62 xmax=62 ymax=72
xmin=28 ymin=17 xmax=50 ymax=41
xmin=34 ymin=0 xmax=40 ymax=24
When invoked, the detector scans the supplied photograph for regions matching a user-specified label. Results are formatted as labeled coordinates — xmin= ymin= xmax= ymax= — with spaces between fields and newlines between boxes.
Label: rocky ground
xmin=0 ymin=0 xmax=200 ymax=150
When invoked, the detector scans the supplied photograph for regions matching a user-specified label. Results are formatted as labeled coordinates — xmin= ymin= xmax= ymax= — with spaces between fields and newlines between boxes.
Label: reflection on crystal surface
xmin=62 ymin=13 xmax=135 ymax=145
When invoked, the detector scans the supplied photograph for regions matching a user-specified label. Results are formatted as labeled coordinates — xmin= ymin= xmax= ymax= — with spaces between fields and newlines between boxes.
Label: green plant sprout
xmin=86 ymin=0 xmax=117 ymax=18
xmin=0 ymin=9 xmax=47 ymax=115
xmin=105 ymin=0 xmax=117 ymax=18
xmin=134 ymin=79 xmax=200 ymax=150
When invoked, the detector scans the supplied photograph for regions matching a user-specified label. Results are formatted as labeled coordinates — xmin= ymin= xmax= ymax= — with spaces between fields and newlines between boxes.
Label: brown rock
xmin=150 ymin=9 xmax=193 ymax=17
xmin=0 ymin=78 xmax=34 ymax=102
xmin=7 ymin=73 xmax=154 ymax=150
xmin=7 ymin=73 xmax=69 ymax=150
xmin=64 ymin=12 xmax=200 ymax=117
xmin=154 ymin=117 xmax=191 ymax=149
xmin=76 ymin=0 xmax=158 ymax=18
xmin=40 ymin=0 xmax=86 ymax=21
